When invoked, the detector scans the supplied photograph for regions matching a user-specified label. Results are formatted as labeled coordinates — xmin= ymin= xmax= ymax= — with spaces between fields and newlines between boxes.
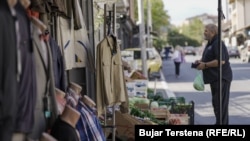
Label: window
xmin=147 ymin=50 xmax=155 ymax=59
xmin=134 ymin=51 xmax=141 ymax=59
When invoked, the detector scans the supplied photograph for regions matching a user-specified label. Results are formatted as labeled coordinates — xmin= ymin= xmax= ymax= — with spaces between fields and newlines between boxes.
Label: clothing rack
xmin=103 ymin=3 xmax=116 ymax=141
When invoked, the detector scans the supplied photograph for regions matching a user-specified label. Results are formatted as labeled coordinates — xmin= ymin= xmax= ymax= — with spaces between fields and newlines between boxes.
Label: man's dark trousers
xmin=210 ymin=79 xmax=231 ymax=125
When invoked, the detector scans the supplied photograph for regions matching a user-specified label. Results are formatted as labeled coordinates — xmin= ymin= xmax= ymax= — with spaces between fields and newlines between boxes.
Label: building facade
xmin=225 ymin=0 xmax=250 ymax=62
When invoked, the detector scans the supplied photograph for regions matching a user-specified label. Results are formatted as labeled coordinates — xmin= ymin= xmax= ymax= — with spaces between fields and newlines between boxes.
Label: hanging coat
xmin=96 ymin=36 xmax=128 ymax=116
xmin=0 ymin=2 xmax=18 ymax=141
xmin=29 ymin=23 xmax=59 ymax=139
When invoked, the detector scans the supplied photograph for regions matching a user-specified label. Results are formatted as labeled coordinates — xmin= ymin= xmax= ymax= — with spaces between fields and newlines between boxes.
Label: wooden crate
xmin=150 ymin=108 xmax=170 ymax=120
xmin=134 ymin=103 xmax=149 ymax=111
xmin=167 ymin=114 xmax=190 ymax=125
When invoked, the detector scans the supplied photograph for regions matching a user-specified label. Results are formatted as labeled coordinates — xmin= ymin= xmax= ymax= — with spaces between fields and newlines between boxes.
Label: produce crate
xmin=169 ymin=101 xmax=195 ymax=125
xmin=150 ymin=108 xmax=170 ymax=120
xmin=134 ymin=103 xmax=150 ymax=111
xmin=167 ymin=114 xmax=190 ymax=125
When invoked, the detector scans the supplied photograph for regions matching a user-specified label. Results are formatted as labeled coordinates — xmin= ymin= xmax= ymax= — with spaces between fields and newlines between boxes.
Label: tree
xmin=167 ymin=28 xmax=200 ymax=47
xmin=134 ymin=0 xmax=170 ymax=49
xmin=180 ymin=18 xmax=204 ymax=46
xmin=134 ymin=0 xmax=170 ymax=32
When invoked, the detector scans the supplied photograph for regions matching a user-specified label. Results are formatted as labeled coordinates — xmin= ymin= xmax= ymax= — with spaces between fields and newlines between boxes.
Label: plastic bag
xmin=193 ymin=71 xmax=204 ymax=91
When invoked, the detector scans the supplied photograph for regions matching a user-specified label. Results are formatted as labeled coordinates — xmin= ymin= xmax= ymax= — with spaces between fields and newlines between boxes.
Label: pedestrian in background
xmin=172 ymin=45 xmax=185 ymax=78
xmin=164 ymin=46 xmax=172 ymax=60
xmin=195 ymin=23 xmax=232 ymax=125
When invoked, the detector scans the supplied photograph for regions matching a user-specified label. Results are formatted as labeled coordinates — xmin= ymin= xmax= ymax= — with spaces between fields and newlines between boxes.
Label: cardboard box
xmin=134 ymin=80 xmax=148 ymax=91
xmin=126 ymin=82 xmax=135 ymax=97
xmin=130 ymin=70 xmax=147 ymax=79
xmin=106 ymin=111 xmax=157 ymax=140
xmin=135 ymin=90 xmax=147 ymax=98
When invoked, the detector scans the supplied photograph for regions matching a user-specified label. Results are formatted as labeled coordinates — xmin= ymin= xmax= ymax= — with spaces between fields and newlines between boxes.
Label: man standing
xmin=196 ymin=24 xmax=232 ymax=125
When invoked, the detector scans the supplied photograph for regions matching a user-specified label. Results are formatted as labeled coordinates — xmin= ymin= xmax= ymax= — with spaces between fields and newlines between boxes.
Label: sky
xmin=163 ymin=0 xmax=227 ymax=25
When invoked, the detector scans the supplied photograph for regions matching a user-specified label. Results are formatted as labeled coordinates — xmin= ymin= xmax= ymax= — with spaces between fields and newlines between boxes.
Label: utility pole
xmin=218 ymin=0 xmax=225 ymax=125
xmin=138 ymin=0 xmax=147 ymax=77
xmin=147 ymin=0 xmax=152 ymax=48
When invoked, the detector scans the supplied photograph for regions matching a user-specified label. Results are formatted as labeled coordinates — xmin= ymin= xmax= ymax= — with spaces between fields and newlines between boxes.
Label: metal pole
xmin=112 ymin=4 xmax=116 ymax=141
xmin=112 ymin=4 xmax=116 ymax=35
xmin=104 ymin=4 xmax=107 ymax=37
xmin=147 ymin=0 xmax=152 ymax=48
xmin=85 ymin=0 xmax=96 ymax=104
xmin=218 ymin=0 xmax=222 ymax=125
xmin=147 ymin=0 xmax=150 ymax=48
xmin=154 ymin=78 xmax=157 ymax=95
xmin=138 ymin=0 xmax=147 ymax=77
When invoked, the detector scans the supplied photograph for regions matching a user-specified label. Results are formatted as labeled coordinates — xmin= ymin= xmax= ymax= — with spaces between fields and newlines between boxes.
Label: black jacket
xmin=0 ymin=1 xmax=18 ymax=141
xmin=201 ymin=35 xmax=233 ymax=84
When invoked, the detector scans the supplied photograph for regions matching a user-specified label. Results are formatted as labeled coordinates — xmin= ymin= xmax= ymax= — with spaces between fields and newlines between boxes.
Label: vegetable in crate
xmin=150 ymin=101 xmax=159 ymax=109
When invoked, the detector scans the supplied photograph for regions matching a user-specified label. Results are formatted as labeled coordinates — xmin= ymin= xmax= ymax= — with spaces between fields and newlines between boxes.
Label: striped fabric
xmin=76 ymin=101 xmax=106 ymax=141
xmin=65 ymin=89 xmax=105 ymax=141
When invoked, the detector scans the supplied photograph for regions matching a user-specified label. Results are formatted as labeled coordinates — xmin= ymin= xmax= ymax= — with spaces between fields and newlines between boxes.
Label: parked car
xmin=227 ymin=46 xmax=240 ymax=58
xmin=121 ymin=47 xmax=162 ymax=79
xmin=184 ymin=46 xmax=196 ymax=56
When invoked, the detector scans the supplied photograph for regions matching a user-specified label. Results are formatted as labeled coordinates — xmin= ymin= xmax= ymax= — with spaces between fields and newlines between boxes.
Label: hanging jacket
xmin=49 ymin=36 xmax=66 ymax=91
xmin=0 ymin=1 xmax=18 ymax=141
xmin=28 ymin=22 xmax=59 ymax=140
xmin=96 ymin=36 xmax=128 ymax=116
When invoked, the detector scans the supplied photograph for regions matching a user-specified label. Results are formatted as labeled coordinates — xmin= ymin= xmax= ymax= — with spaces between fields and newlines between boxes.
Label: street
xmin=161 ymin=55 xmax=250 ymax=125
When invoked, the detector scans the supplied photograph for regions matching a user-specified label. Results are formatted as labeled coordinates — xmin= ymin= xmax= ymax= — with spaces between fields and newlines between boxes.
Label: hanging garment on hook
xmin=96 ymin=35 xmax=129 ymax=117
xmin=56 ymin=0 xmax=94 ymax=70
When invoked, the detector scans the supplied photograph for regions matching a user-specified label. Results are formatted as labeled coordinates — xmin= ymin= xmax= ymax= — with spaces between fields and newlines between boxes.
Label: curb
xmin=147 ymin=71 xmax=176 ymax=98
xmin=160 ymin=70 xmax=176 ymax=98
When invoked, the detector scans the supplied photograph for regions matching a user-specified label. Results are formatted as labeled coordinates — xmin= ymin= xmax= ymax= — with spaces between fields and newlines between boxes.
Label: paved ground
xmin=148 ymin=71 xmax=175 ymax=99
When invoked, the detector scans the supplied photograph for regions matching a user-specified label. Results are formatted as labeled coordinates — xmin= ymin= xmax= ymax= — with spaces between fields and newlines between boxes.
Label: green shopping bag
xmin=193 ymin=71 xmax=204 ymax=91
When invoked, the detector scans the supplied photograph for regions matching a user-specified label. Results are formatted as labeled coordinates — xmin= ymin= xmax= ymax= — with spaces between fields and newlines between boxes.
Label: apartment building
xmin=226 ymin=0 xmax=250 ymax=62
xmin=183 ymin=13 xmax=218 ymax=26
xmin=226 ymin=0 xmax=250 ymax=45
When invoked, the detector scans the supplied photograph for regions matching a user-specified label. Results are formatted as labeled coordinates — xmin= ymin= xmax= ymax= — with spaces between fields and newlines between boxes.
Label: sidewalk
xmin=147 ymin=71 xmax=176 ymax=99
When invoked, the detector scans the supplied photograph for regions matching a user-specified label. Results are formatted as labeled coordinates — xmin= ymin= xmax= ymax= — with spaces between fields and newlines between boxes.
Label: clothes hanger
xmin=106 ymin=13 xmax=117 ymax=56
xmin=106 ymin=11 xmax=116 ymax=38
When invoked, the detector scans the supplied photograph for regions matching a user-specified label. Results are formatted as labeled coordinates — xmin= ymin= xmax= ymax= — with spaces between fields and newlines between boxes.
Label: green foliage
xmin=167 ymin=28 xmax=200 ymax=47
xmin=153 ymin=37 xmax=168 ymax=51
xmin=170 ymin=103 xmax=193 ymax=114
xmin=134 ymin=0 xmax=170 ymax=32
xmin=134 ymin=0 xmax=170 ymax=49
xmin=180 ymin=18 xmax=204 ymax=45
xmin=146 ymin=0 xmax=170 ymax=32
xmin=130 ymin=106 xmax=166 ymax=125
